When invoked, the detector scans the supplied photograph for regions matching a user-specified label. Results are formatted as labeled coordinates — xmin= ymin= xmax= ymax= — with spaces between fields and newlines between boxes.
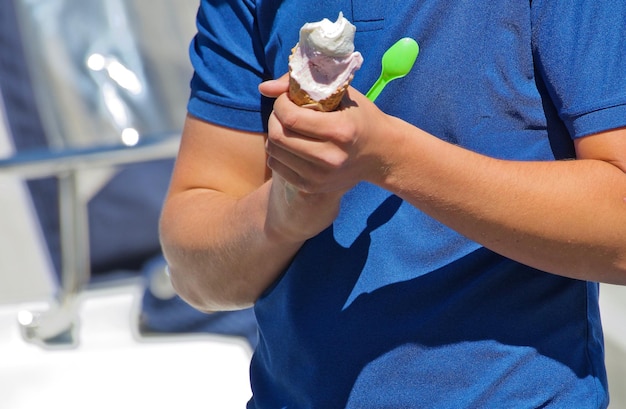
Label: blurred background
xmin=0 ymin=1 xmax=255 ymax=408
xmin=0 ymin=1 xmax=624 ymax=408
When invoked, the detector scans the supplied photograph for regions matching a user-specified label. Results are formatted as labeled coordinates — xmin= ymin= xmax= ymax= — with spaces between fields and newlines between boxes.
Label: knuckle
xmin=331 ymin=122 xmax=357 ymax=145
xmin=322 ymin=150 xmax=348 ymax=170
xmin=275 ymin=100 xmax=300 ymax=129
xmin=281 ymin=111 xmax=299 ymax=130
xmin=267 ymin=128 xmax=285 ymax=146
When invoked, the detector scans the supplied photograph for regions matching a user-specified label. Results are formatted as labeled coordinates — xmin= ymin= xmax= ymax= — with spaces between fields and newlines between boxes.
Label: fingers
xmin=258 ymin=73 xmax=290 ymax=98
xmin=261 ymin=80 xmax=372 ymax=193
xmin=266 ymin=105 xmax=350 ymax=166
xmin=275 ymin=87 xmax=368 ymax=143
xmin=266 ymin=147 xmax=344 ymax=194
xmin=261 ymin=81 xmax=332 ymax=141
xmin=260 ymin=72 xmax=365 ymax=143
xmin=265 ymin=117 xmax=325 ymax=189
xmin=266 ymin=154 xmax=304 ymax=190
xmin=265 ymin=112 xmax=353 ymax=193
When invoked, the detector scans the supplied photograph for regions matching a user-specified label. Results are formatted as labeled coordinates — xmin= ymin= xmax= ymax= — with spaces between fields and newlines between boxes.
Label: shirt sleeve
xmin=531 ymin=0 xmax=626 ymax=138
xmin=187 ymin=0 xmax=272 ymax=133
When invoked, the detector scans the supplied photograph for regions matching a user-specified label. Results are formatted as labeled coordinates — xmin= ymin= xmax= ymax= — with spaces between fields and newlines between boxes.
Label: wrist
xmin=366 ymin=115 xmax=417 ymax=191
xmin=265 ymin=178 xmax=343 ymax=244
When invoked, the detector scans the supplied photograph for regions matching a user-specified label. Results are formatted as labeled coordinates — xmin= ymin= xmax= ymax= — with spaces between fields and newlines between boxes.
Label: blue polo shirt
xmin=188 ymin=1 xmax=626 ymax=407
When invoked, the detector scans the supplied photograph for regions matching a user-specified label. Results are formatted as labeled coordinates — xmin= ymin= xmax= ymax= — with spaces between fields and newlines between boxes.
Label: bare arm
xmin=381 ymin=121 xmax=626 ymax=283
xmin=262 ymin=78 xmax=626 ymax=284
xmin=159 ymin=114 xmax=343 ymax=311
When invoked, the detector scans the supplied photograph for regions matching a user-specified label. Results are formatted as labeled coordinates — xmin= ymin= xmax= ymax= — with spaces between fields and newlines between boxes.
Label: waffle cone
xmin=288 ymin=75 xmax=351 ymax=112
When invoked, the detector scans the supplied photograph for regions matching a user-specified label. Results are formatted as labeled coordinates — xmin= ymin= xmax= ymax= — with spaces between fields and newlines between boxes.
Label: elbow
xmin=159 ymin=215 xmax=254 ymax=311
xmin=608 ymin=232 xmax=626 ymax=285
xmin=168 ymin=266 xmax=215 ymax=312
xmin=613 ymin=253 xmax=626 ymax=286
xmin=159 ymin=211 xmax=267 ymax=311
xmin=590 ymin=246 xmax=626 ymax=286
xmin=168 ymin=263 xmax=257 ymax=313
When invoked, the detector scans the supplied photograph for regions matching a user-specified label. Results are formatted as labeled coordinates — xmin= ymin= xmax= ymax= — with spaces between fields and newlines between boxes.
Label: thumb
xmin=259 ymin=73 xmax=290 ymax=98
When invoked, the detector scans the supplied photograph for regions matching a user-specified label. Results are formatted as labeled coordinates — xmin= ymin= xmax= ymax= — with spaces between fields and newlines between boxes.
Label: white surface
xmin=0 ymin=283 xmax=253 ymax=409
xmin=600 ymin=284 xmax=626 ymax=407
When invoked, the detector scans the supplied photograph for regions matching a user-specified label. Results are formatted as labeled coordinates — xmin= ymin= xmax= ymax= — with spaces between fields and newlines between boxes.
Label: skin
xmin=159 ymin=74 xmax=626 ymax=312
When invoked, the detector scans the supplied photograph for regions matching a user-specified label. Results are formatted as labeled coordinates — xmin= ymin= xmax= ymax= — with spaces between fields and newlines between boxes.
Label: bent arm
xmin=159 ymin=115 xmax=283 ymax=311
xmin=377 ymin=120 xmax=626 ymax=284
xmin=160 ymin=115 xmax=339 ymax=311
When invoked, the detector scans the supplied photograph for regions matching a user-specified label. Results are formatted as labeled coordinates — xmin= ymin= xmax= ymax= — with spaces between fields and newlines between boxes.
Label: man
xmin=160 ymin=1 xmax=626 ymax=407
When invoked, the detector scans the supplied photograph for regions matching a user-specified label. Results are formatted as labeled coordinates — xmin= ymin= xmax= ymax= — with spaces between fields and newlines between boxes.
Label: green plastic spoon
xmin=365 ymin=37 xmax=419 ymax=102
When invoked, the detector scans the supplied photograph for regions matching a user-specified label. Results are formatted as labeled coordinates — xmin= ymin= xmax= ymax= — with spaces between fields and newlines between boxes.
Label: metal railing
xmin=1 ymin=133 xmax=179 ymax=347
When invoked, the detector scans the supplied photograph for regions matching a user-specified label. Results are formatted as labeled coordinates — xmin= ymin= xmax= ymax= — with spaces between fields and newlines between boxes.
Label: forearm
xmin=160 ymin=181 xmax=302 ymax=312
xmin=378 ymin=117 xmax=626 ymax=283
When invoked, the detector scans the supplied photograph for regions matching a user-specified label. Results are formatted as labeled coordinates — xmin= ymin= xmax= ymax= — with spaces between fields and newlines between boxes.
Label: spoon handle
xmin=365 ymin=77 xmax=386 ymax=102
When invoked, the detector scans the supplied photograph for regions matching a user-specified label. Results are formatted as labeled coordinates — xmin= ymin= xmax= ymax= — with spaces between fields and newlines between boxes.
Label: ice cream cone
xmin=288 ymin=71 xmax=352 ymax=112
